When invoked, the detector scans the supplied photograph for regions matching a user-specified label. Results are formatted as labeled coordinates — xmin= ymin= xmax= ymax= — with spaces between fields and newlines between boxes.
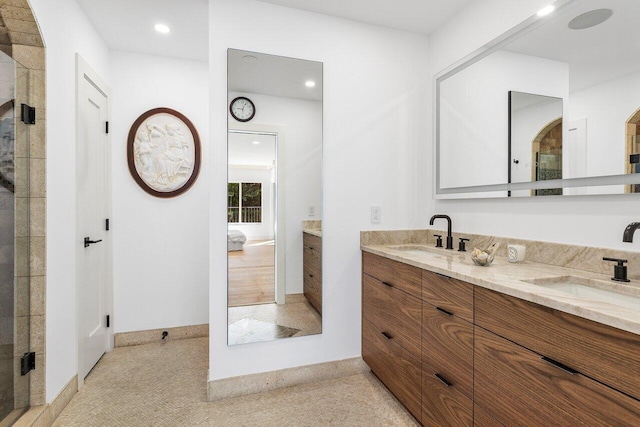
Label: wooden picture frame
xmin=127 ymin=108 xmax=201 ymax=198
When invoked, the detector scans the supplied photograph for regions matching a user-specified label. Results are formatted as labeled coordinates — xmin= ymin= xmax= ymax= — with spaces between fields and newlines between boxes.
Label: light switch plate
xmin=371 ymin=206 xmax=381 ymax=224
xmin=308 ymin=206 xmax=315 ymax=217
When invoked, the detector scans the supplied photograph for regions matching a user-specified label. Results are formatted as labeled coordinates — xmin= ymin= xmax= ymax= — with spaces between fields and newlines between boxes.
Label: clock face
xmin=230 ymin=97 xmax=255 ymax=122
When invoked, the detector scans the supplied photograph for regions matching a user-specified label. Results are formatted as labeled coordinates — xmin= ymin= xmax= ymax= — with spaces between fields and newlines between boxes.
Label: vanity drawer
xmin=422 ymin=270 xmax=473 ymax=322
xmin=303 ymin=245 xmax=322 ymax=280
xmin=474 ymin=326 xmax=640 ymax=426
xmin=303 ymin=232 xmax=322 ymax=252
xmin=363 ymin=252 xmax=421 ymax=299
xmin=475 ymin=287 xmax=640 ymax=401
xmin=473 ymin=404 xmax=503 ymax=427
xmin=422 ymin=302 xmax=473 ymax=398
xmin=363 ymin=274 xmax=421 ymax=356
xmin=421 ymin=358 xmax=473 ymax=427
xmin=303 ymin=272 xmax=322 ymax=314
xmin=362 ymin=318 xmax=421 ymax=422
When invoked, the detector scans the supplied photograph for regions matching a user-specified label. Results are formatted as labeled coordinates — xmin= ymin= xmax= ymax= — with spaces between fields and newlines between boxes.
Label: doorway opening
xmin=626 ymin=108 xmax=640 ymax=193
xmin=531 ymin=117 xmax=563 ymax=196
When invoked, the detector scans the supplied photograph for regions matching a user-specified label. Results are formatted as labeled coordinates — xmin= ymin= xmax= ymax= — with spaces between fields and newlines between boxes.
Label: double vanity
xmin=361 ymin=230 xmax=640 ymax=426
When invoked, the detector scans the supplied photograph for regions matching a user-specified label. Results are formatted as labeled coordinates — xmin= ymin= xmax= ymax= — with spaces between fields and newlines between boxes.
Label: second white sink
xmin=523 ymin=276 xmax=640 ymax=312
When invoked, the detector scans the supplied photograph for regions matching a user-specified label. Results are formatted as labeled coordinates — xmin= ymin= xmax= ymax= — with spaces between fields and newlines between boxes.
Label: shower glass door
xmin=0 ymin=49 xmax=31 ymax=422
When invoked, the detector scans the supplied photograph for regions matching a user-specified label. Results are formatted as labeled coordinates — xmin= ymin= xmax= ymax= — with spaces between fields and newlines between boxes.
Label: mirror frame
xmin=434 ymin=0 xmax=640 ymax=198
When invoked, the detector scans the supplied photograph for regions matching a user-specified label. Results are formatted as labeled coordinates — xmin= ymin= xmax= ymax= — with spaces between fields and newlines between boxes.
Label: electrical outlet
xmin=308 ymin=206 xmax=315 ymax=217
xmin=371 ymin=206 xmax=381 ymax=224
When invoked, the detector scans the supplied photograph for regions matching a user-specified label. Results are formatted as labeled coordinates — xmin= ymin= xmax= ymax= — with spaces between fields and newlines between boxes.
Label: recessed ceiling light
xmin=154 ymin=23 xmax=170 ymax=34
xmin=252 ymin=141 xmax=260 ymax=145
xmin=537 ymin=5 xmax=555 ymax=17
xmin=242 ymin=55 xmax=258 ymax=64
xmin=568 ymin=9 xmax=613 ymax=30
xmin=305 ymin=80 xmax=316 ymax=88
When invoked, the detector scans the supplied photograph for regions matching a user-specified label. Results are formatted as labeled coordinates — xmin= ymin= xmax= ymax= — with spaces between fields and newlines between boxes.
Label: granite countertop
xmin=304 ymin=229 xmax=322 ymax=238
xmin=361 ymin=243 xmax=640 ymax=336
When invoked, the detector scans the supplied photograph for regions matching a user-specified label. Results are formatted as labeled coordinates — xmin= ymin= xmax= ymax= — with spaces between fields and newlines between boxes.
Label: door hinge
xmin=105 ymin=121 xmax=109 ymax=134
xmin=106 ymin=315 xmax=110 ymax=328
xmin=21 ymin=104 xmax=36 ymax=125
xmin=20 ymin=352 xmax=35 ymax=375
xmin=105 ymin=218 xmax=110 ymax=231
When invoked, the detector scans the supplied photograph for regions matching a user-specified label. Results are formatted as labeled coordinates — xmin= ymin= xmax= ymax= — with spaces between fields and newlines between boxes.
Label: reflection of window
xmin=228 ymin=182 xmax=262 ymax=223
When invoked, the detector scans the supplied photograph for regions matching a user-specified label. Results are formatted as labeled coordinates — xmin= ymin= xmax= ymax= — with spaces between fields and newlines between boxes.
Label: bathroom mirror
xmin=226 ymin=49 xmax=323 ymax=345
xmin=436 ymin=0 xmax=640 ymax=197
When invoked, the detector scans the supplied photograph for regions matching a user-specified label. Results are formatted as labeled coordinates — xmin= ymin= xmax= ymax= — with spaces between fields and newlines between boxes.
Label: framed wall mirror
xmin=226 ymin=49 xmax=323 ymax=345
xmin=436 ymin=0 xmax=640 ymax=198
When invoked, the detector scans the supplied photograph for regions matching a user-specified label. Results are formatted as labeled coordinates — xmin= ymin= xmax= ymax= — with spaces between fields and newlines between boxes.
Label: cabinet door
xmin=422 ymin=358 xmax=473 ymax=426
xmin=475 ymin=286 xmax=640 ymax=401
xmin=363 ymin=274 xmax=421 ymax=355
xmin=473 ymin=405 xmax=503 ymax=427
xmin=422 ymin=302 xmax=473 ymax=398
xmin=422 ymin=270 xmax=473 ymax=322
xmin=363 ymin=252 xmax=422 ymax=299
xmin=475 ymin=326 xmax=640 ymax=427
xmin=362 ymin=318 xmax=421 ymax=422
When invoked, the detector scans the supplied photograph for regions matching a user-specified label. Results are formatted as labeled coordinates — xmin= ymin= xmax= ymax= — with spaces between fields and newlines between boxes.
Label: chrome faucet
xmin=623 ymin=222 xmax=640 ymax=242
xmin=429 ymin=214 xmax=454 ymax=250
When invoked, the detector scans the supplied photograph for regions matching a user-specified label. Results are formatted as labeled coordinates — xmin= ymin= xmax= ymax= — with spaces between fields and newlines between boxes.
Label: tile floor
xmin=53 ymin=337 xmax=418 ymax=426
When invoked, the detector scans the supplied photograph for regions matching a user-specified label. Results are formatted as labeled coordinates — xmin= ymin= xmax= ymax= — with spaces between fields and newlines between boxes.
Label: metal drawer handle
xmin=541 ymin=356 xmax=578 ymax=375
xmin=436 ymin=306 xmax=454 ymax=316
xmin=382 ymin=281 xmax=393 ymax=288
xmin=309 ymin=274 xmax=314 ymax=278
xmin=435 ymin=272 xmax=450 ymax=279
xmin=434 ymin=373 xmax=452 ymax=387
xmin=381 ymin=332 xmax=393 ymax=340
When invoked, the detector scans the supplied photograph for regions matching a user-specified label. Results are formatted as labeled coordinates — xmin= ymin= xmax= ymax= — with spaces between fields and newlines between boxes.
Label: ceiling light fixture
xmin=242 ymin=55 xmax=258 ymax=64
xmin=252 ymin=141 xmax=260 ymax=145
xmin=536 ymin=5 xmax=555 ymax=17
xmin=568 ymin=9 xmax=613 ymax=30
xmin=154 ymin=23 xmax=171 ymax=34
xmin=305 ymin=80 xmax=316 ymax=88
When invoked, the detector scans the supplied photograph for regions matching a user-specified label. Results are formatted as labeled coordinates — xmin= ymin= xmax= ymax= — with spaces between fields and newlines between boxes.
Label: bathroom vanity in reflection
xmin=303 ymin=228 xmax=322 ymax=314
xmin=361 ymin=247 xmax=640 ymax=426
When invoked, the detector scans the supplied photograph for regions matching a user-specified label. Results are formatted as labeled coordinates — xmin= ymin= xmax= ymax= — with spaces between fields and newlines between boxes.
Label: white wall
xmin=29 ymin=0 xmax=111 ymax=403
xmin=429 ymin=0 xmax=640 ymax=251
xmin=110 ymin=51 xmax=209 ymax=333
xmin=228 ymin=90 xmax=321 ymax=295
xmin=210 ymin=0 xmax=429 ymax=380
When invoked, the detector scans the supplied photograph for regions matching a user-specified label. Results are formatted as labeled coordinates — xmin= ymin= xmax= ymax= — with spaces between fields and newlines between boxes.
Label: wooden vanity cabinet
xmin=303 ymin=232 xmax=322 ymax=313
xmin=421 ymin=271 xmax=474 ymax=426
xmin=362 ymin=253 xmax=422 ymax=421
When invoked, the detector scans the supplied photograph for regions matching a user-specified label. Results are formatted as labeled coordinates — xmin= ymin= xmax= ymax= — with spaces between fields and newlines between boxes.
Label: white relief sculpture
xmin=132 ymin=113 xmax=196 ymax=192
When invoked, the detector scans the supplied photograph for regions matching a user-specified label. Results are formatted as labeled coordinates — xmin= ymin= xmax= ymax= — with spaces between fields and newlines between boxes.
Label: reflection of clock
xmin=230 ymin=97 xmax=255 ymax=122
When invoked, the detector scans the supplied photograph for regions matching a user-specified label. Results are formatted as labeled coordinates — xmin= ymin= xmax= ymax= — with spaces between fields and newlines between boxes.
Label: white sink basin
xmin=387 ymin=245 xmax=448 ymax=257
xmin=523 ymin=276 xmax=640 ymax=311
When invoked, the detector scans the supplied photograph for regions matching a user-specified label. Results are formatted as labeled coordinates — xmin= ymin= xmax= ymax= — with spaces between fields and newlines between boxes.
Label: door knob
xmin=84 ymin=237 xmax=103 ymax=248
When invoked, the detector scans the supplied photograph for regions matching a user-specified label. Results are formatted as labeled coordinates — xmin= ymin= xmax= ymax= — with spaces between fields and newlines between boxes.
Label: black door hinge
xmin=105 ymin=121 xmax=109 ymax=134
xmin=105 ymin=218 xmax=110 ymax=231
xmin=21 ymin=104 xmax=35 ymax=125
xmin=106 ymin=315 xmax=110 ymax=328
xmin=21 ymin=352 xmax=35 ymax=375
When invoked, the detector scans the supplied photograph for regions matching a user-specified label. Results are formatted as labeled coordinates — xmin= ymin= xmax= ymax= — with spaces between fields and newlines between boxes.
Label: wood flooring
xmin=228 ymin=240 xmax=275 ymax=307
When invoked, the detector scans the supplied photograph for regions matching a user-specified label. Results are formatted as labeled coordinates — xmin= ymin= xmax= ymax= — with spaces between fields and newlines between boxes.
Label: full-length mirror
xmin=436 ymin=0 xmax=640 ymax=197
xmin=227 ymin=49 xmax=323 ymax=345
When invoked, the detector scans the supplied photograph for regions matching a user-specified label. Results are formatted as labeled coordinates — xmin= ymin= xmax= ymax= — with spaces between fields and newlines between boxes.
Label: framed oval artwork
xmin=127 ymin=108 xmax=201 ymax=198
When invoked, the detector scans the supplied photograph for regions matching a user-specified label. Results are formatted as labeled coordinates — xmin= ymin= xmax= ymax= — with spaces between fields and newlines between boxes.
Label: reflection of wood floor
xmin=228 ymin=240 xmax=275 ymax=307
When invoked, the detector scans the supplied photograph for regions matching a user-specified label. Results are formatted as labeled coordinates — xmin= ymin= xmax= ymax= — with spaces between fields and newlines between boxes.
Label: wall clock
xmin=229 ymin=96 xmax=255 ymax=122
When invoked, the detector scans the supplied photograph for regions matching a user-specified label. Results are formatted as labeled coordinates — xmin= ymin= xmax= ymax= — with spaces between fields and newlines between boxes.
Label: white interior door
xmin=76 ymin=55 xmax=110 ymax=381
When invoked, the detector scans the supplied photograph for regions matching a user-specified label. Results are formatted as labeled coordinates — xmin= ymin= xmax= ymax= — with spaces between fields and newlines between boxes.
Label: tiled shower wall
xmin=0 ymin=0 xmax=46 ymax=410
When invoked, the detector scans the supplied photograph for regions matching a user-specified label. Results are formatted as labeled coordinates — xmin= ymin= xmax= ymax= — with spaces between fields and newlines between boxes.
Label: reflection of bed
xmin=228 ymin=230 xmax=247 ymax=251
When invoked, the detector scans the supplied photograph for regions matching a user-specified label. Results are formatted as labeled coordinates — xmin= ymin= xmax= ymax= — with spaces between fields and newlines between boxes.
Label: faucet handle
xmin=433 ymin=234 xmax=443 ymax=248
xmin=603 ymin=257 xmax=630 ymax=282
xmin=458 ymin=238 xmax=470 ymax=252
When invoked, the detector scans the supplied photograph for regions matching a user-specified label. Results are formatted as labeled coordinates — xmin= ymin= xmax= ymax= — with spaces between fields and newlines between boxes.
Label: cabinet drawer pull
xmin=309 ymin=274 xmax=314 ymax=278
xmin=434 ymin=373 xmax=452 ymax=387
xmin=435 ymin=272 xmax=450 ymax=279
xmin=381 ymin=332 xmax=393 ymax=340
xmin=381 ymin=281 xmax=393 ymax=288
xmin=541 ymin=356 xmax=578 ymax=375
xmin=436 ymin=306 xmax=454 ymax=316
